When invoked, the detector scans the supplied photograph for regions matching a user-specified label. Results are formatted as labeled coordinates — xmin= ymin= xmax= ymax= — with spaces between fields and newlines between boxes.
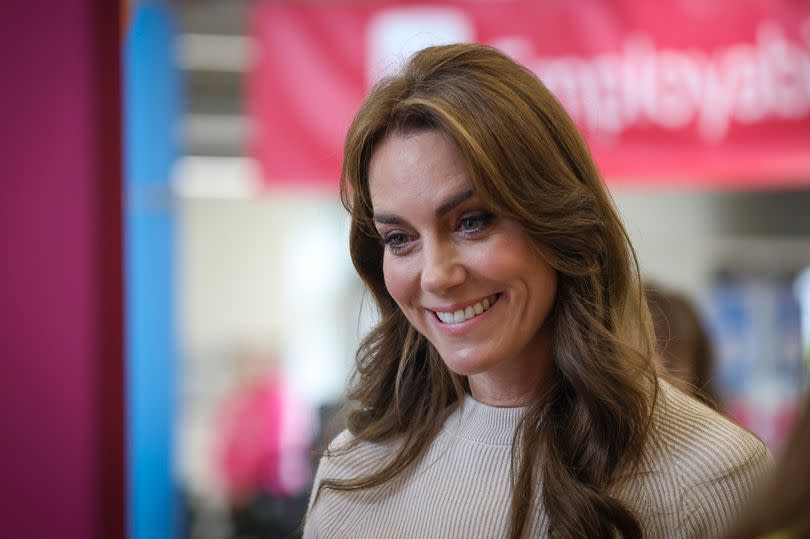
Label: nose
xmin=420 ymin=239 xmax=466 ymax=294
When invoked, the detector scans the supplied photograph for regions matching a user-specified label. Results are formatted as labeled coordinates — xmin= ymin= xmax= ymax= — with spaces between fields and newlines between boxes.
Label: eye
xmin=458 ymin=211 xmax=494 ymax=235
xmin=381 ymin=231 xmax=412 ymax=254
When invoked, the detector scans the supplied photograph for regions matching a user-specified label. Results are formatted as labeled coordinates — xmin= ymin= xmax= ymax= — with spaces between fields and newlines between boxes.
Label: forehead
xmin=368 ymin=129 xmax=472 ymax=211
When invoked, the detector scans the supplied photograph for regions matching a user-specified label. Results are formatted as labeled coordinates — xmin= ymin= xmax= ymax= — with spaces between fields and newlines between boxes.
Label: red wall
xmin=0 ymin=2 xmax=124 ymax=538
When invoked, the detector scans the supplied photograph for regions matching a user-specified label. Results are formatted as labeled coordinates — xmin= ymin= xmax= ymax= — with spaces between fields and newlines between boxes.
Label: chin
xmin=438 ymin=351 xmax=497 ymax=377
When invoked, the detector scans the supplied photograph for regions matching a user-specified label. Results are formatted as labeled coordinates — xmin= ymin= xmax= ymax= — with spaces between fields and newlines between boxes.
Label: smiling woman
xmin=369 ymin=130 xmax=557 ymax=406
xmin=303 ymin=43 xmax=772 ymax=538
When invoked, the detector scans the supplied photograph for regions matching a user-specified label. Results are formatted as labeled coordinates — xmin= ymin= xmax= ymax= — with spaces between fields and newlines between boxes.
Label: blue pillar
xmin=124 ymin=3 xmax=181 ymax=539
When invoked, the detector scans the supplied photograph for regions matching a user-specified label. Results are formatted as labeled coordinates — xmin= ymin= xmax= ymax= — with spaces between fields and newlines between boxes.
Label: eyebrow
xmin=436 ymin=188 xmax=474 ymax=217
xmin=373 ymin=188 xmax=475 ymax=225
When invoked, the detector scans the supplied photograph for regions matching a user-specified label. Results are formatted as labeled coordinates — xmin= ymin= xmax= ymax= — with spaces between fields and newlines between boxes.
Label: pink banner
xmin=248 ymin=1 xmax=810 ymax=189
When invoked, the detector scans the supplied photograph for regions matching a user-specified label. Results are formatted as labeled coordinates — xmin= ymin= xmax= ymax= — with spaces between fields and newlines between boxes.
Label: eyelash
xmin=457 ymin=211 xmax=494 ymax=235
xmin=381 ymin=232 xmax=410 ymax=254
xmin=380 ymin=211 xmax=495 ymax=255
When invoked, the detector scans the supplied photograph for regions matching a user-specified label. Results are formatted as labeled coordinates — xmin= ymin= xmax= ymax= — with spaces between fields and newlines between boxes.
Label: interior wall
xmin=613 ymin=188 xmax=720 ymax=298
xmin=614 ymin=188 xmax=810 ymax=300
xmin=0 ymin=2 xmax=124 ymax=538
xmin=177 ymin=190 xmax=361 ymax=402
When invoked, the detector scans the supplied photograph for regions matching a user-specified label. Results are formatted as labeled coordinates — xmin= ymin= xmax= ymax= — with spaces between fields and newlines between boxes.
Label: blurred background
xmin=2 ymin=1 xmax=809 ymax=538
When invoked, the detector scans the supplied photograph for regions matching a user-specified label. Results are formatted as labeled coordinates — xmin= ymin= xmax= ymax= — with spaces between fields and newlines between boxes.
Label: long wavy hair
xmin=316 ymin=43 xmax=658 ymax=538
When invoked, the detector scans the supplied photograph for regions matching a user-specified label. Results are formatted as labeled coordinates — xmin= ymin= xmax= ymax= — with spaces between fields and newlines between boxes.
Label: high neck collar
xmin=446 ymin=395 xmax=527 ymax=446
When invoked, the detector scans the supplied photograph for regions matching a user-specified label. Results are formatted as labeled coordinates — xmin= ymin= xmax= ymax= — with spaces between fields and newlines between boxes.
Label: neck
xmin=468 ymin=330 xmax=554 ymax=407
xmin=468 ymin=383 xmax=537 ymax=407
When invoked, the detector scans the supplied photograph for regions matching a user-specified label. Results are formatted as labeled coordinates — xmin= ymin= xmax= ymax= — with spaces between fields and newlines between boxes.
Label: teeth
xmin=436 ymin=294 xmax=498 ymax=324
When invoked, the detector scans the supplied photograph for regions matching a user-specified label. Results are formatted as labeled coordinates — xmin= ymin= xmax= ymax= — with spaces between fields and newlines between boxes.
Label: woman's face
xmin=368 ymin=129 xmax=558 ymax=405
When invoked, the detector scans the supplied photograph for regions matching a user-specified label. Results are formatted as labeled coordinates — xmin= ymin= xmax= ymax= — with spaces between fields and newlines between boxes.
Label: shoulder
xmin=302 ymin=429 xmax=401 ymax=538
xmin=319 ymin=429 xmax=400 ymax=477
xmin=650 ymin=380 xmax=773 ymax=535
xmin=652 ymin=380 xmax=771 ymax=476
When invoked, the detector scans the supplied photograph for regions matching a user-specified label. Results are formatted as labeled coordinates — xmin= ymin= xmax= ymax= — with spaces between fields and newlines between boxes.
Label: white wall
xmin=612 ymin=187 xmax=810 ymax=301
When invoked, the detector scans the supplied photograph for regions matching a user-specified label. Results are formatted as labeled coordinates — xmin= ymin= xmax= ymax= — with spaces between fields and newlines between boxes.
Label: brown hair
xmin=644 ymin=284 xmax=719 ymax=409
xmin=725 ymin=394 xmax=810 ymax=538
xmin=316 ymin=43 xmax=658 ymax=538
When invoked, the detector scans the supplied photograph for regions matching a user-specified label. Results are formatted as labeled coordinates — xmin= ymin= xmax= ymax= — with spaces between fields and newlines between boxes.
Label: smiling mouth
xmin=434 ymin=294 xmax=500 ymax=324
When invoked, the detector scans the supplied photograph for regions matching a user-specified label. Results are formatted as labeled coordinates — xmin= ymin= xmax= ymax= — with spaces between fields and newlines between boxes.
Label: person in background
xmin=304 ymin=43 xmax=771 ymax=538
xmin=644 ymin=284 xmax=720 ymax=409
xmin=215 ymin=346 xmax=312 ymax=538
xmin=725 ymin=390 xmax=810 ymax=538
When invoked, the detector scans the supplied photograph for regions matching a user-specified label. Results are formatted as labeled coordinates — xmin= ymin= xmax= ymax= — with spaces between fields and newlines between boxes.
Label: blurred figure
xmin=214 ymin=344 xmax=313 ymax=538
xmin=725 ymin=392 xmax=810 ymax=538
xmin=645 ymin=284 xmax=720 ymax=409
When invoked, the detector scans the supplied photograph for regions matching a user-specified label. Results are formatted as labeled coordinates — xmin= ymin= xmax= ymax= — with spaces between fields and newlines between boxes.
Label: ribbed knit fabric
xmin=304 ymin=380 xmax=772 ymax=538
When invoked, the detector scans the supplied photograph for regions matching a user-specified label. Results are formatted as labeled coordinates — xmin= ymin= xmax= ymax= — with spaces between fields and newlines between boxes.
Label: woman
xmin=304 ymin=43 xmax=771 ymax=538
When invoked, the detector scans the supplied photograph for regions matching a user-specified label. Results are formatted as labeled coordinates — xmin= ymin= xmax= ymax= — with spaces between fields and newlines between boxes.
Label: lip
xmin=427 ymin=293 xmax=501 ymax=335
xmin=428 ymin=293 xmax=498 ymax=314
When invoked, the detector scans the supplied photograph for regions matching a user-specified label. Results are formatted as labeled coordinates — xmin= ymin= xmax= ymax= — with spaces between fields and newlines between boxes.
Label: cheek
xmin=530 ymin=257 xmax=558 ymax=311
xmin=537 ymin=258 xmax=558 ymax=295
xmin=382 ymin=257 xmax=415 ymax=304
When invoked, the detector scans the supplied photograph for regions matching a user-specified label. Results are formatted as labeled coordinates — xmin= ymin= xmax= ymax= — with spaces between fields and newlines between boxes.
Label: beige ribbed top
xmin=304 ymin=380 xmax=771 ymax=538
